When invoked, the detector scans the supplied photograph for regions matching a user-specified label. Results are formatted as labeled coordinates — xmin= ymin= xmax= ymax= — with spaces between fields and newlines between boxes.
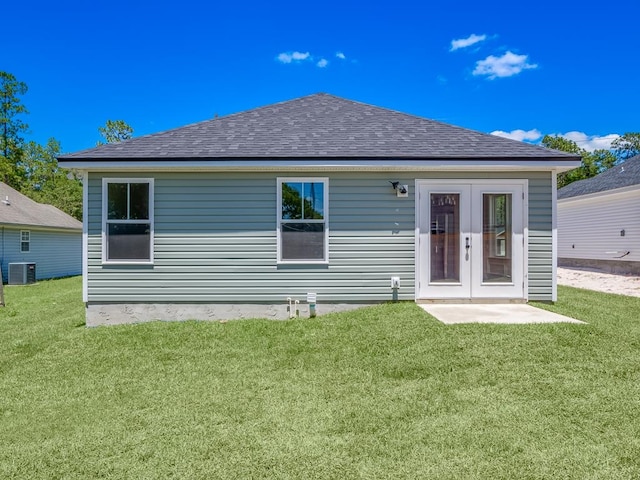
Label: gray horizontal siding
xmin=0 ymin=227 xmax=81 ymax=282
xmin=86 ymin=170 xmax=554 ymax=303
xmin=86 ymin=172 xmax=415 ymax=303
xmin=527 ymin=173 xmax=553 ymax=300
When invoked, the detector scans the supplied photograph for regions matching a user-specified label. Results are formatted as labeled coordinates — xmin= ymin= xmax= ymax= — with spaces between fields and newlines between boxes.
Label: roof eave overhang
xmin=558 ymin=183 xmax=640 ymax=202
xmin=0 ymin=222 xmax=82 ymax=232
xmin=59 ymin=157 xmax=581 ymax=173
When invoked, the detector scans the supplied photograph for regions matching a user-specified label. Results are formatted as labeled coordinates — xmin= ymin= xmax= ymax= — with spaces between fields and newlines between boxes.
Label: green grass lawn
xmin=1 ymin=277 xmax=640 ymax=479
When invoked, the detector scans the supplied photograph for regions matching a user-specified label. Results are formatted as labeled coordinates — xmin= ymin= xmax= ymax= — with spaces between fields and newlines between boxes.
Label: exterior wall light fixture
xmin=389 ymin=181 xmax=409 ymax=197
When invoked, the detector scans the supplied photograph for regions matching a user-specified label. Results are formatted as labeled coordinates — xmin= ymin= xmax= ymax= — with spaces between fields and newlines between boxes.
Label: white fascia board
xmin=59 ymin=158 xmax=581 ymax=172
xmin=558 ymin=184 xmax=640 ymax=204
xmin=0 ymin=223 xmax=82 ymax=233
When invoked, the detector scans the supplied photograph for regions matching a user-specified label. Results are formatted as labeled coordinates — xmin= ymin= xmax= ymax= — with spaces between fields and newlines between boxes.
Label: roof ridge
xmin=59 ymin=93 xmax=581 ymax=161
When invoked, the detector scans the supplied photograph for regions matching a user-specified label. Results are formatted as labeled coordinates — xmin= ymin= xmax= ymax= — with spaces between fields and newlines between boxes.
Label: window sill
xmin=277 ymin=260 xmax=329 ymax=267
xmin=102 ymin=260 xmax=154 ymax=266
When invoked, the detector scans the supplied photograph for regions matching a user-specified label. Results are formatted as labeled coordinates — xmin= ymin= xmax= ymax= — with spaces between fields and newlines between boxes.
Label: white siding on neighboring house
xmin=558 ymin=188 xmax=640 ymax=262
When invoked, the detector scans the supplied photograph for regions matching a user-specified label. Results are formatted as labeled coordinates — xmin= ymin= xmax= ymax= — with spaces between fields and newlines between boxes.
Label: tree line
xmin=542 ymin=133 xmax=640 ymax=188
xmin=1 ymin=71 xmax=132 ymax=220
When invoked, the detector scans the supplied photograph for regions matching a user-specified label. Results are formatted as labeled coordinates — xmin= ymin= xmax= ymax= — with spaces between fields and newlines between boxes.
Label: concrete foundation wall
xmin=86 ymin=302 xmax=379 ymax=326
xmin=558 ymin=258 xmax=640 ymax=276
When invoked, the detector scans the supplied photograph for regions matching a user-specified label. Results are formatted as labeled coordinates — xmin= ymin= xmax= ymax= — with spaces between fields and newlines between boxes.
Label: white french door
xmin=417 ymin=180 xmax=526 ymax=300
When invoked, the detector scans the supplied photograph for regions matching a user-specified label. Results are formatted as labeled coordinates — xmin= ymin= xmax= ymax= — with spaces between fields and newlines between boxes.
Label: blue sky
xmin=5 ymin=0 xmax=639 ymax=154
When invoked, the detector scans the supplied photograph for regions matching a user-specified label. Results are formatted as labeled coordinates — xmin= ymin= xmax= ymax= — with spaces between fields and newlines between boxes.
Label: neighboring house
xmin=58 ymin=93 xmax=580 ymax=326
xmin=0 ymin=182 xmax=82 ymax=283
xmin=557 ymin=154 xmax=640 ymax=274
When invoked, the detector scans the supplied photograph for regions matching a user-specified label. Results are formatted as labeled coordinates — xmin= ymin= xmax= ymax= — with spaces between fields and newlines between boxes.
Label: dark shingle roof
xmin=558 ymin=154 xmax=640 ymax=199
xmin=59 ymin=93 xmax=578 ymax=161
xmin=0 ymin=183 xmax=82 ymax=230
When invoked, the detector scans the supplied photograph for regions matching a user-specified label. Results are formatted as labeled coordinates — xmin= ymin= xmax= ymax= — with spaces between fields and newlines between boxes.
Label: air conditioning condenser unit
xmin=8 ymin=263 xmax=36 ymax=285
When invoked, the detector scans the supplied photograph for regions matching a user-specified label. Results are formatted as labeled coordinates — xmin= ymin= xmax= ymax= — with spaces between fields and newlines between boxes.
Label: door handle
xmin=465 ymin=237 xmax=470 ymax=250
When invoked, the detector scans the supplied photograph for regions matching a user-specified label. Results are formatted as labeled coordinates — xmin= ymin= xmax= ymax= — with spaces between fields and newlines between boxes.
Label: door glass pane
xmin=430 ymin=194 xmax=460 ymax=283
xmin=483 ymin=194 xmax=512 ymax=283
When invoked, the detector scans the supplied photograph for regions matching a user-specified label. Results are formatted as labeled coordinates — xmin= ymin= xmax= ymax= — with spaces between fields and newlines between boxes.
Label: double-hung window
xmin=102 ymin=178 xmax=154 ymax=263
xmin=20 ymin=230 xmax=30 ymax=253
xmin=277 ymin=178 xmax=328 ymax=263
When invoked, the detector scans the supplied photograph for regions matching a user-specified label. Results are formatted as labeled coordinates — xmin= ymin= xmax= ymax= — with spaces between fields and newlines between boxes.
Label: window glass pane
xmin=281 ymin=223 xmax=325 ymax=260
xmin=108 ymin=183 xmax=128 ymax=220
xmin=107 ymin=223 xmax=151 ymax=260
xmin=303 ymin=182 xmax=324 ymax=219
xmin=482 ymin=194 xmax=512 ymax=283
xmin=129 ymin=183 xmax=150 ymax=220
xmin=281 ymin=182 xmax=303 ymax=220
xmin=20 ymin=231 xmax=30 ymax=252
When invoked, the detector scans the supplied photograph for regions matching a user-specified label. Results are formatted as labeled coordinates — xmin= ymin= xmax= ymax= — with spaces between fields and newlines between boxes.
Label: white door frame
xmin=415 ymin=179 xmax=529 ymax=301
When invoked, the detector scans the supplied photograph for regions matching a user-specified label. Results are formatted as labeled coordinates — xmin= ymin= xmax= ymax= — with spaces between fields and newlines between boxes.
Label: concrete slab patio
xmin=419 ymin=304 xmax=585 ymax=325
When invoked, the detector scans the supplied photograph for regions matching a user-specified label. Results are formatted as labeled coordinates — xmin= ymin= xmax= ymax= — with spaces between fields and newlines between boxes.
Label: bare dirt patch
xmin=557 ymin=267 xmax=640 ymax=297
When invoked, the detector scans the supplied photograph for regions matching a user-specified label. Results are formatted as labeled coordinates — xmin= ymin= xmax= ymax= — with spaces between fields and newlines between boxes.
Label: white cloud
xmin=490 ymin=129 xmax=621 ymax=152
xmin=559 ymin=132 xmax=620 ymax=152
xmin=491 ymin=129 xmax=542 ymax=142
xmin=336 ymin=52 xmax=346 ymax=60
xmin=317 ymin=58 xmax=328 ymax=68
xmin=450 ymin=33 xmax=487 ymax=51
xmin=473 ymin=51 xmax=538 ymax=79
xmin=292 ymin=51 xmax=310 ymax=61
xmin=276 ymin=51 xmax=311 ymax=64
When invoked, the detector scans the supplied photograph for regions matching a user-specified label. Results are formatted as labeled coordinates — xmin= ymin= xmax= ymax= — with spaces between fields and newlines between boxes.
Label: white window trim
xmin=20 ymin=230 xmax=30 ymax=253
xmin=277 ymin=177 xmax=329 ymax=264
xmin=102 ymin=177 xmax=154 ymax=265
